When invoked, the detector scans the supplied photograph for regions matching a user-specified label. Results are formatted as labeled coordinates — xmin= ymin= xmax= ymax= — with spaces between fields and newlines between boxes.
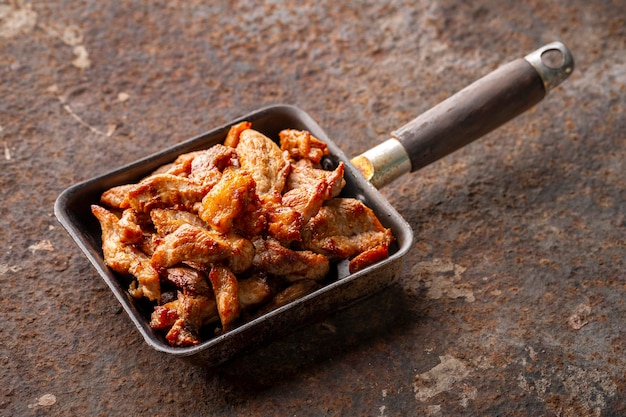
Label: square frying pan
xmin=55 ymin=42 xmax=574 ymax=366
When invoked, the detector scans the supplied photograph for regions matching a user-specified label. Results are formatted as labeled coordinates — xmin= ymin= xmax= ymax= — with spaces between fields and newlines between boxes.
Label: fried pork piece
xmin=282 ymin=159 xmax=345 ymax=225
xmin=207 ymin=264 xmax=240 ymax=330
xmin=151 ymin=223 xmax=254 ymax=274
xmin=91 ymin=205 xmax=161 ymax=301
xmin=150 ymin=267 xmax=273 ymax=344
xmin=150 ymin=267 xmax=219 ymax=346
xmin=187 ymin=145 xmax=239 ymax=186
xmin=125 ymin=173 xmax=209 ymax=213
xmin=163 ymin=266 xmax=212 ymax=295
xmin=266 ymin=206 xmax=305 ymax=243
xmin=257 ymin=279 xmax=320 ymax=315
xmin=238 ymin=275 xmax=272 ymax=309
xmin=301 ymin=198 xmax=395 ymax=261
xmin=223 ymin=121 xmax=252 ymax=148
xmin=198 ymin=167 xmax=266 ymax=236
xmin=150 ymin=208 xmax=209 ymax=237
xmin=348 ymin=243 xmax=390 ymax=274
xmin=100 ymin=184 xmax=134 ymax=209
xmin=252 ymin=237 xmax=329 ymax=282
xmin=279 ymin=129 xmax=329 ymax=164
xmin=149 ymin=267 xmax=220 ymax=346
xmin=235 ymin=129 xmax=290 ymax=199
xmin=165 ymin=292 xmax=219 ymax=347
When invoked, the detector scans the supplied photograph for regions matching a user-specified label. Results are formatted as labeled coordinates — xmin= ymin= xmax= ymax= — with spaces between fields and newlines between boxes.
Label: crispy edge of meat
xmin=198 ymin=167 xmax=266 ymax=236
xmin=91 ymin=204 xmax=161 ymax=301
xmin=238 ymin=275 xmax=272 ymax=310
xmin=150 ymin=208 xmax=210 ymax=237
xmin=150 ymin=223 xmax=254 ymax=274
xmin=282 ymin=160 xmax=345 ymax=223
xmin=125 ymin=173 xmax=209 ymax=213
xmin=188 ymin=144 xmax=239 ymax=186
xmin=252 ymin=236 xmax=329 ymax=282
xmin=223 ymin=121 xmax=252 ymax=148
xmin=207 ymin=264 xmax=241 ymax=330
xmin=300 ymin=198 xmax=395 ymax=261
xmin=279 ymin=128 xmax=329 ymax=164
xmin=348 ymin=243 xmax=390 ymax=274
xmin=236 ymin=129 xmax=291 ymax=198
xmin=165 ymin=292 xmax=219 ymax=347
xmin=151 ymin=267 xmax=220 ymax=346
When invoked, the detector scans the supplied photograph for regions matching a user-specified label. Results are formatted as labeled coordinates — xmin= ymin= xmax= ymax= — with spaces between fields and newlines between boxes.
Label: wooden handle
xmin=391 ymin=58 xmax=546 ymax=172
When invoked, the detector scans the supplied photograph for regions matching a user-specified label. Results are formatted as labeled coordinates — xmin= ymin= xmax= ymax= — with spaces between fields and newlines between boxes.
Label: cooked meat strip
xmin=282 ymin=159 xmax=345 ymax=223
xmin=162 ymin=266 xmax=212 ymax=296
xmin=91 ymin=204 xmax=161 ymax=301
xmin=300 ymin=198 xmax=394 ymax=261
xmin=257 ymin=280 xmax=320 ymax=315
xmin=100 ymin=184 xmax=134 ymax=209
xmin=279 ymin=129 xmax=329 ymax=164
xmin=266 ymin=206 xmax=305 ymax=243
xmin=188 ymin=144 xmax=239 ymax=186
xmin=150 ymin=266 xmax=221 ymax=346
xmin=252 ymin=237 xmax=329 ymax=282
xmin=151 ymin=223 xmax=254 ymax=274
xmin=236 ymin=129 xmax=290 ymax=199
xmin=198 ymin=167 xmax=266 ymax=236
xmin=150 ymin=300 xmax=180 ymax=330
xmin=238 ymin=275 xmax=272 ymax=310
xmin=150 ymin=208 xmax=209 ymax=237
xmin=223 ymin=121 xmax=252 ymax=148
xmin=125 ymin=173 xmax=208 ymax=213
xmin=165 ymin=292 xmax=219 ymax=347
xmin=207 ymin=264 xmax=241 ymax=330
xmin=348 ymin=244 xmax=390 ymax=274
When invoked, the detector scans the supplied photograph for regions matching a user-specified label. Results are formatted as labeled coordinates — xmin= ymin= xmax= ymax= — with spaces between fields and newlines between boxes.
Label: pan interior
xmin=54 ymin=104 xmax=413 ymax=355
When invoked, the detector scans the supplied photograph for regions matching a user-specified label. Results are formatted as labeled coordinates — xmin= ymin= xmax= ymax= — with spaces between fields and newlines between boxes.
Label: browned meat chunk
xmin=236 ymin=129 xmax=290 ymax=200
xmin=100 ymin=184 xmax=135 ymax=209
xmin=198 ymin=167 xmax=266 ymax=236
xmin=163 ymin=266 xmax=212 ymax=295
xmin=125 ymin=174 xmax=208 ymax=213
xmin=151 ymin=267 xmax=220 ymax=346
xmin=282 ymin=159 xmax=345 ymax=224
xmin=279 ymin=128 xmax=329 ymax=164
xmin=301 ymin=198 xmax=394 ymax=261
xmin=187 ymin=145 xmax=238 ymax=186
xmin=238 ymin=275 xmax=272 ymax=309
xmin=207 ymin=264 xmax=240 ymax=330
xmin=91 ymin=205 xmax=160 ymax=301
xmin=252 ymin=237 xmax=329 ymax=282
xmin=164 ymin=292 xmax=219 ymax=346
xmin=151 ymin=223 xmax=254 ymax=274
xmin=258 ymin=280 xmax=320 ymax=315
xmin=223 ymin=121 xmax=252 ymax=148
xmin=150 ymin=208 xmax=210 ymax=237
xmin=348 ymin=244 xmax=390 ymax=274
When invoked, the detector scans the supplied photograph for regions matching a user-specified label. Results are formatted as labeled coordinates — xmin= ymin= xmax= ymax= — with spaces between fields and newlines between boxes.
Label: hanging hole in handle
xmin=524 ymin=41 xmax=575 ymax=91
xmin=540 ymin=48 xmax=565 ymax=69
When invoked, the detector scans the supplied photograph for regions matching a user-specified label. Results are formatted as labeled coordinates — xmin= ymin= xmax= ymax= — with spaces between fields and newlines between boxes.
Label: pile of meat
xmin=92 ymin=122 xmax=394 ymax=347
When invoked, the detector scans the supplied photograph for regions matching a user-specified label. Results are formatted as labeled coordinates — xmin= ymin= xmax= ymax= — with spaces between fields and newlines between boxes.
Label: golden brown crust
xmin=93 ymin=124 xmax=394 ymax=346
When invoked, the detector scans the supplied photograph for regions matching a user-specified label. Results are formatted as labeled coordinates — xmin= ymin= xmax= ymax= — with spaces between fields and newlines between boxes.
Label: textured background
xmin=1 ymin=0 xmax=625 ymax=416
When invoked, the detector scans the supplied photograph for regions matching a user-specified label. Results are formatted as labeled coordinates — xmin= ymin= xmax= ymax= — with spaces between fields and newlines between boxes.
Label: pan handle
xmin=351 ymin=42 xmax=574 ymax=189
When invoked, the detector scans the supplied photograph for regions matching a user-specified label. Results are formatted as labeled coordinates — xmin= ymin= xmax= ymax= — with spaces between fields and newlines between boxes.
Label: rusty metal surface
xmin=1 ymin=0 xmax=624 ymax=415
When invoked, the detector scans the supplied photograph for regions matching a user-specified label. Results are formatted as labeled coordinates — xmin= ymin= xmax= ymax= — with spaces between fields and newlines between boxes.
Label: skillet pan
xmin=55 ymin=42 xmax=574 ymax=366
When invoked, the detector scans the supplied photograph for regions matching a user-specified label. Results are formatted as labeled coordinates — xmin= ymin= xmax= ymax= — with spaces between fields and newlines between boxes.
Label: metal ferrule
xmin=524 ymin=41 xmax=575 ymax=92
xmin=350 ymin=138 xmax=411 ymax=189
